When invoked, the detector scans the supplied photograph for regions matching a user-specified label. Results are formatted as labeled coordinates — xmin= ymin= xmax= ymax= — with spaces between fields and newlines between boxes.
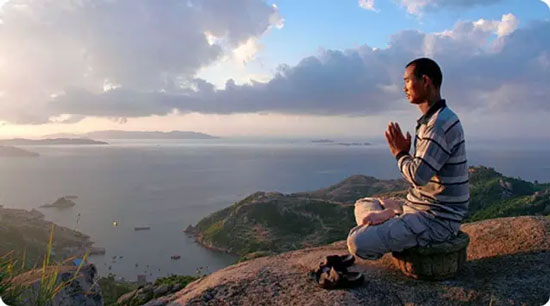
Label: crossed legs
xmin=347 ymin=197 xmax=431 ymax=260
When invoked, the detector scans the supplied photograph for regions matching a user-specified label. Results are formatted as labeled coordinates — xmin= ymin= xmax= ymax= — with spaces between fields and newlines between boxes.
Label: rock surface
xmin=14 ymin=264 xmax=103 ymax=306
xmin=153 ymin=216 xmax=550 ymax=305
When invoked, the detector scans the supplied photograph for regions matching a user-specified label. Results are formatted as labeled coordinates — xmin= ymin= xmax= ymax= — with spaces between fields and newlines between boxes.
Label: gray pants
xmin=347 ymin=197 xmax=461 ymax=260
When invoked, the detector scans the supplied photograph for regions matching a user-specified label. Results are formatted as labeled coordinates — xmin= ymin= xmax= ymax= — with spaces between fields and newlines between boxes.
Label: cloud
xmin=541 ymin=0 xmax=550 ymax=11
xmin=0 ymin=0 xmax=282 ymax=123
xmin=48 ymin=15 xmax=550 ymax=120
xmin=398 ymin=0 xmax=502 ymax=15
xmin=1 ymin=9 xmax=549 ymax=124
xmin=358 ymin=0 xmax=378 ymax=12
xmin=473 ymin=13 xmax=519 ymax=38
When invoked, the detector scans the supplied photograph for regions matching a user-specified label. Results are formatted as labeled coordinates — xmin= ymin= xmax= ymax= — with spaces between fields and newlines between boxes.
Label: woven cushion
xmin=392 ymin=231 xmax=470 ymax=280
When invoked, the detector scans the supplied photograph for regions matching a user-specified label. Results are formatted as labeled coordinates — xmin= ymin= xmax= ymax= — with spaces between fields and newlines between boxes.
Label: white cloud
xmin=47 ymin=15 xmax=550 ymax=121
xmin=233 ymin=38 xmax=263 ymax=65
xmin=473 ymin=13 xmax=519 ymax=38
xmin=398 ymin=0 xmax=502 ymax=15
xmin=0 ymin=0 xmax=282 ymax=123
xmin=541 ymin=0 xmax=550 ymax=11
xmin=358 ymin=0 xmax=378 ymax=12
xmin=0 ymin=7 xmax=549 ymax=130
xmin=399 ymin=0 xmax=431 ymax=14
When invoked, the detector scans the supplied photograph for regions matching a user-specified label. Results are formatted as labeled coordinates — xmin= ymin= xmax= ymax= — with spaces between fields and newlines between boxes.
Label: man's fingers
xmin=389 ymin=122 xmax=404 ymax=140
xmin=395 ymin=123 xmax=404 ymax=137
xmin=388 ymin=122 xmax=396 ymax=139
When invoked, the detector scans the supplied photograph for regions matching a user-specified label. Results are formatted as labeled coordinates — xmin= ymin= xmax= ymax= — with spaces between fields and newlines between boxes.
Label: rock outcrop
xmin=13 ymin=264 xmax=103 ymax=306
xmin=40 ymin=196 xmax=77 ymax=208
xmin=152 ymin=216 xmax=550 ymax=305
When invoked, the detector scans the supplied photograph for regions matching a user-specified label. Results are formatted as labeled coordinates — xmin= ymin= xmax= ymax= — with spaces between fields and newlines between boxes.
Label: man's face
xmin=403 ymin=65 xmax=427 ymax=104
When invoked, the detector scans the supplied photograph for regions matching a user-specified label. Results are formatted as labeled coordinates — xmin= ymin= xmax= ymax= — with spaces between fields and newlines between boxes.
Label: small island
xmin=337 ymin=142 xmax=372 ymax=146
xmin=40 ymin=196 xmax=77 ymax=208
xmin=0 ymin=138 xmax=107 ymax=145
xmin=0 ymin=145 xmax=39 ymax=157
xmin=311 ymin=140 xmax=372 ymax=146
xmin=44 ymin=130 xmax=219 ymax=140
xmin=311 ymin=139 xmax=334 ymax=143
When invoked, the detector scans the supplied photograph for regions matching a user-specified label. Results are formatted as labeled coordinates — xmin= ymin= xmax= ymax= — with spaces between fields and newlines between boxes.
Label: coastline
xmin=185 ymin=225 xmax=236 ymax=255
xmin=0 ymin=206 xmax=104 ymax=262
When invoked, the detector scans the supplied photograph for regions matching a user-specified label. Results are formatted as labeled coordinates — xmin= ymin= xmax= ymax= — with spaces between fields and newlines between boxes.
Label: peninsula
xmin=186 ymin=166 xmax=550 ymax=259
xmin=0 ymin=138 xmax=107 ymax=145
xmin=0 ymin=206 xmax=104 ymax=266
xmin=44 ymin=130 xmax=219 ymax=140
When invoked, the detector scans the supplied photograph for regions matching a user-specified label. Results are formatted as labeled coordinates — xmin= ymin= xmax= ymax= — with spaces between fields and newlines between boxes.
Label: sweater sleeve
xmin=397 ymin=124 xmax=450 ymax=186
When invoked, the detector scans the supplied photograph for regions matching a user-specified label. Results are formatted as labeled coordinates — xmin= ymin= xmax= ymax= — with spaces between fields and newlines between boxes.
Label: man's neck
xmin=418 ymin=94 xmax=442 ymax=115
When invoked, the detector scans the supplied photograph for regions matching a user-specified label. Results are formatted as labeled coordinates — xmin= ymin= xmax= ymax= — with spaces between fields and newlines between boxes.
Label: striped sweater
xmin=396 ymin=99 xmax=469 ymax=222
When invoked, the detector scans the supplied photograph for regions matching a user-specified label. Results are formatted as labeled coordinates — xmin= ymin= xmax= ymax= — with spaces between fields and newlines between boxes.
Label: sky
xmin=0 ymin=0 xmax=548 ymax=140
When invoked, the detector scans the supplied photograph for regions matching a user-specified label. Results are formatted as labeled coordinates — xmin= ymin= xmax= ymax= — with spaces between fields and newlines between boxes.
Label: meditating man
xmin=347 ymin=58 xmax=469 ymax=260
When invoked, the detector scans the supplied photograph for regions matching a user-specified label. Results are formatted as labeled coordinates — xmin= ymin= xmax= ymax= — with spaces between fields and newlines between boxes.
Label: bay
xmin=0 ymin=138 xmax=548 ymax=281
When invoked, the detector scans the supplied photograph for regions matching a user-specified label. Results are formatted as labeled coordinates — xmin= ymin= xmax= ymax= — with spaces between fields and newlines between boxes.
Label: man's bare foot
xmin=361 ymin=209 xmax=395 ymax=226
xmin=379 ymin=198 xmax=404 ymax=216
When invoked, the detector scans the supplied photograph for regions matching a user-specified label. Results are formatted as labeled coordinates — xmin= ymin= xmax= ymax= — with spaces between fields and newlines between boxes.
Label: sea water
xmin=0 ymin=138 xmax=548 ymax=281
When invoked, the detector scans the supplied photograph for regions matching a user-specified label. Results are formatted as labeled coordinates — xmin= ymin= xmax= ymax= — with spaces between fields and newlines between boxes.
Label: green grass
xmin=154 ymin=274 xmax=198 ymax=288
xmin=97 ymin=274 xmax=138 ymax=306
xmin=0 ymin=251 xmax=26 ymax=305
xmin=0 ymin=224 xmax=89 ymax=306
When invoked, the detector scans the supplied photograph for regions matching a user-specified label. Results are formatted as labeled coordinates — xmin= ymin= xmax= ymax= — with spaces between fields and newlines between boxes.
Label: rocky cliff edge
xmin=152 ymin=216 xmax=550 ymax=306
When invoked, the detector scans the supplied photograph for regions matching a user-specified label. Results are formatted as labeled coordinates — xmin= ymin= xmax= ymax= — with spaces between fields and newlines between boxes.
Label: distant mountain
xmin=292 ymin=175 xmax=408 ymax=204
xmin=0 ymin=138 xmax=107 ymax=145
xmin=0 ymin=146 xmax=39 ymax=157
xmin=44 ymin=130 xmax=219 ymax=140
xmin=311 ymin=139 xmax=334 ymax=143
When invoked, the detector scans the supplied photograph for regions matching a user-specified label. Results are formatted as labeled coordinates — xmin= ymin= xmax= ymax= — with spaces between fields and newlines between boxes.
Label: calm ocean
xmin=1 ymin=138 xmax=548 ymax=281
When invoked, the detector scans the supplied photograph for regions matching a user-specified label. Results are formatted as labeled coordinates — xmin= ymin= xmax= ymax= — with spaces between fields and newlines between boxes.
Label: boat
xmin=171 ymin=255 xmax=181 ymax=260
xmin=134 ymin=226 xmax=151 ymax=231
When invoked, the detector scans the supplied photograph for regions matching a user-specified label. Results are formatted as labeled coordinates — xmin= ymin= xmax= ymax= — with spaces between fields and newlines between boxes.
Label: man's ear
xmin=422 ymin=75 xmax=432 ymax=89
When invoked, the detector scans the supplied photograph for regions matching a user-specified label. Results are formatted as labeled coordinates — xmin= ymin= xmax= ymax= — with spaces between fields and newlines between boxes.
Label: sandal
xmin=319 ymin=254 xmax=355 ymax=272
xmin=315 ymin=267 xmax=364 ymax=289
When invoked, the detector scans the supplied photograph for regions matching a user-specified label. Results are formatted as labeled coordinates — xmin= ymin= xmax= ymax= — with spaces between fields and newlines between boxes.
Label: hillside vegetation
xmin=187 ymin=166 xmax=550 ymax=258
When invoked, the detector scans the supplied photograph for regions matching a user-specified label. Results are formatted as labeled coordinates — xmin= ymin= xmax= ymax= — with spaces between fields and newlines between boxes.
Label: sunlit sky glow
xmin=0 ymin=0 xmax=548 ymax=139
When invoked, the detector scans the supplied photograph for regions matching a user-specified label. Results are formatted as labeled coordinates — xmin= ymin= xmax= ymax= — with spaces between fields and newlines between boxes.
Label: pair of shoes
xmin=317 ymin=267 xmax=364 ymax=289
xmin=314 ymin=254 xmax=364 ymax=290
xmin=320 ymin=254 xmax=355 ymax=272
